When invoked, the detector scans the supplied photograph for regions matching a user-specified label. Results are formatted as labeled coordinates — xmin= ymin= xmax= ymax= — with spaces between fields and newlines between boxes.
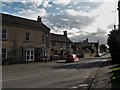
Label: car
xmin=66 ymin=54 xmax=79 ymax=63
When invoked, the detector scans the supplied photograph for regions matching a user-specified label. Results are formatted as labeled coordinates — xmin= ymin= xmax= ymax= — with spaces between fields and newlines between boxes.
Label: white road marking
xmin=69 ymin=86 xmax=78 ymax=89
xmin=69 ymin=84 xmax=89 ymax=89
xmin=54 ymin=69 xmax=66 ymax=72
xmin=78 ymin=84 xmax=89 ymax=87
xmin=2 ymin=73 xmax=41 ymax=82
xmin=2 ymin=68 xmax=67 ymax=81
xmin=64 ymin=63 xmax=77 ymax=66
xmin=86 ymin=59 xmax=107 ymax=63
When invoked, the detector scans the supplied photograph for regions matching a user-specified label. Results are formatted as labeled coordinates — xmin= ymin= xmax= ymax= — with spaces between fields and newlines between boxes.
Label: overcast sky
xmin=1 ymin=0 xmax=119 ymax=44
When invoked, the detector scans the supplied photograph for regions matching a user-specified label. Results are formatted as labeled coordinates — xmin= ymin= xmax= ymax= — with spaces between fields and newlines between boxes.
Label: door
xmin=26 ymin=49 xmax=34 ymax=61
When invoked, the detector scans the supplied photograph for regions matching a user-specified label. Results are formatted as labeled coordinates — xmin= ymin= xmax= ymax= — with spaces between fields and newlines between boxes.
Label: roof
xmin=51 ymin=33 xmax=73 ymax=43
xmin=1 ymin=13 xmax=50 ymax=32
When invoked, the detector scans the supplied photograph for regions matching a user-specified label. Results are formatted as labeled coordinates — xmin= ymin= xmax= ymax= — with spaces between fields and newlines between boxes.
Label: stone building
xmin=72 ymin=38 xmax=99 ymax=58
xmin=1 ymin=13 xmax=50 ymax=64
xmin=50 ymin=31 xmax=73 ymax=59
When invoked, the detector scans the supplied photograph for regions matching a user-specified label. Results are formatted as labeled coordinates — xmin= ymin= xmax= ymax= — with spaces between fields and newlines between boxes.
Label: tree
xmin=107 ymin=29 xmax=120 ymax=63
xmin=100 ymin=44 xmax=107 ymax=53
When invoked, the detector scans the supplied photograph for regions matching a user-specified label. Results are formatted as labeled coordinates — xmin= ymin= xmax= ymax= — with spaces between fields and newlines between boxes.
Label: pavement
xmin=90 ymin=59 xmax=112 ymax=89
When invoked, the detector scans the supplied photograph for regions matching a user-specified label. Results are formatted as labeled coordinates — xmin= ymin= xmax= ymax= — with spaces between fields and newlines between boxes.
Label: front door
xmin=25 ymin=48 xmax=34 ymax=61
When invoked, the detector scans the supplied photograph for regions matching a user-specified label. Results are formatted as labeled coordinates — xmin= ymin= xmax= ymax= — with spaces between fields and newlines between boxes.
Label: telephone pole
xmin=118 ymin=0 xmax=120 ymax=30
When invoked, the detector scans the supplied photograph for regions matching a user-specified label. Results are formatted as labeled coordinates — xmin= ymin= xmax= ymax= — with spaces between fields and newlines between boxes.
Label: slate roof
xmin=51 ymin=33 xmax=73 ymax=43
xmin=1 ymin=13 xmax=50 ymax=32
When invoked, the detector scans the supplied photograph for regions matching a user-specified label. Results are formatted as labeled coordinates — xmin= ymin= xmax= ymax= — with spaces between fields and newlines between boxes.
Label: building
xmin=72 ymin=38 xmax=99 ymax=58
xmin=1 ymin=13 xmax=50 ymax=64
xmin=50 ymin=31 xmax=73 ymax=59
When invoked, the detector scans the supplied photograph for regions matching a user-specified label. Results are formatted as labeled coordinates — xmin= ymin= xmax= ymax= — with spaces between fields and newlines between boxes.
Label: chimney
xmin=37 ymin=16 xmax=42 ymax=22
xmin=86 ymin=38 xmax=88 ymax=42
xmin=63 ymin=31 xmax=67 ymax=36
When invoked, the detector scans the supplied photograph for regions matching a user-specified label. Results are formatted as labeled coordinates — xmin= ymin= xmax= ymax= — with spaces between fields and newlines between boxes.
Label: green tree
xmin=107 ymin=29 xmax=120 ymax=63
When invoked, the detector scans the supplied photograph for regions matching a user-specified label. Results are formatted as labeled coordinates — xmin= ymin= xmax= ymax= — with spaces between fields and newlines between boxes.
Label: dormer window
xmin=2 ymin=29 xmax=7 ymax=40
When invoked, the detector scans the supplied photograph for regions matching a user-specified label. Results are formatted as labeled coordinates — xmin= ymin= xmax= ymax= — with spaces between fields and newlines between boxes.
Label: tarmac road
xmin=2 ymin=56 xmax=112 ymax=89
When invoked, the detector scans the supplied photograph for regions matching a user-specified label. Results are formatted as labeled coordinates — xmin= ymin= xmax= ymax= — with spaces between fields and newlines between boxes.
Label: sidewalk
xmin=90 ymin=59 xmax=112 ymax=88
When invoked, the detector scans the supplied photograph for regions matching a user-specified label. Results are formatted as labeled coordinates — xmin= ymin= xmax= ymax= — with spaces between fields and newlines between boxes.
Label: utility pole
xmin=118 ymin=0 xmax=120 ymax=30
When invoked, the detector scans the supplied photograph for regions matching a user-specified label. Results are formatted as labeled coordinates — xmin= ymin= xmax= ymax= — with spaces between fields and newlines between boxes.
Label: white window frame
xmin=25 ymin=48 xmax=34 ymax=61
xmin=25 ymin=32 xmax=30 ymax=41
xmin=2 ymin=48 xmax=7 ymax=59
xmin=43 ymin=51 xmax=46 ymax=56
xmin=2 ymin=29 xmax=7 ymax=40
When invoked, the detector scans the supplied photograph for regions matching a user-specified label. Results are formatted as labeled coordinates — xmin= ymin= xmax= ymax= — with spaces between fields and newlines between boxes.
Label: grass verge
xmin=111 ymin=64 xmax=120 ymax=88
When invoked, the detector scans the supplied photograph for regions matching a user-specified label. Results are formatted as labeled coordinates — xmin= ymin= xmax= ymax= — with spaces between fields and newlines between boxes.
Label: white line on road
xmin=64 ymin=63 xmax=77 ymax=66
xmin=69 ymin=86 xmax=78 ymax=89
xmin=78 ymin=84 xmax=89 ymax=87
xmin=68 ymin=84 xmax=89 ymax=89
xmin=86 ymin=59 xmax=108 ymax=63
xmin=2 ymin=73 xmax=41 ymax=82
xmin=2 ymin=68 xmax=70 ymax=81
xmin=54 ymin=69 xmax=66 ymax=72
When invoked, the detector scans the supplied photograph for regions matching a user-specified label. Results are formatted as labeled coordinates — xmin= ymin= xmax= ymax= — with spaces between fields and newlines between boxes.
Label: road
xmin=2 ymin=55 xmax=112 ymax=89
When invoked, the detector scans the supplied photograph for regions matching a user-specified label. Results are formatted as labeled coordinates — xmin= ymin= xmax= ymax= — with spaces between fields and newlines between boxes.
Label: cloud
xmin=66 ymin=9 xmax=79 ymax=16
xmin=88 ymin=0 xmax=116 ymax=2
xmin=38 ymin=8 xmax=47 ymax=17
xmin=59 ymin=2 xmax=116 ymax=44
xmin=46 ymin=12 xmax=96 ymax=33
xmin=65 ymin=9 xmax=96 ymax=17
xmin=1 ymin=1 xmax=117 ymax=44
xmin=44 ymin=2 xmax=101 ymax=32
xmin=1 ymin=3 xmax=6 ymax=8
xmin=53 ymin=0 xmax=71 ymax=5
xmin=14 ymin=8 xmax=47 ymax=20
xmin=69 ymin=32 xmax=107 ymax=44
xmin=43 ymin=0 xmax=52 ymax=8
xmin=88 ymin=28 xmax=107 ymax=36
xmin=81 ymin=2 xmax=116 ymax=33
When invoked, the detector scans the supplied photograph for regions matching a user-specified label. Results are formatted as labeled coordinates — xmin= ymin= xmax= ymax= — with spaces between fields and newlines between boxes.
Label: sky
xmin=1 ymin=0 xmax=119 ymax=44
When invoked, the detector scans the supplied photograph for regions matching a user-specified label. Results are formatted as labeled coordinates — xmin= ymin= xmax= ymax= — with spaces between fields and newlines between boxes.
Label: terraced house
xmin=50 ymin=31 xmax=73 ymax=59
xmin=1 ymin=13 xmax=50 ymax=64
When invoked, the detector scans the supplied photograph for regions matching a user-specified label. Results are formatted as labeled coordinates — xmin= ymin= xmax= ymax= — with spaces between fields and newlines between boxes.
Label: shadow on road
xmin=52 ymin=59 xmax=112 ymax=70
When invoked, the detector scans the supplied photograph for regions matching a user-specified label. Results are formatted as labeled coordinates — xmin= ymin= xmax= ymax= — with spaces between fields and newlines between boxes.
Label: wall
xmin=2 ymin=23 xmax=50 ymax=64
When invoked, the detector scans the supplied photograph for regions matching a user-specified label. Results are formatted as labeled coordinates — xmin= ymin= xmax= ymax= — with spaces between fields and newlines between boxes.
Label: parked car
xmin=76 ymin=54 xmax=84 ymax=58
xmin=66 ymin=54 xmax=79 ymax=63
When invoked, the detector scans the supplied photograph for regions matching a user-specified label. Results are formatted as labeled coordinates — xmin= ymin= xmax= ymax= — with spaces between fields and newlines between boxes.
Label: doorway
xmin=25 ymin=48 xmax=34 ymax=61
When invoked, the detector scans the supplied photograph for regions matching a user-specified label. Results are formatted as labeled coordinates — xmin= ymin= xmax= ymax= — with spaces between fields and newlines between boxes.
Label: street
xmin=2 ymin=55 xmax=112 ymax=89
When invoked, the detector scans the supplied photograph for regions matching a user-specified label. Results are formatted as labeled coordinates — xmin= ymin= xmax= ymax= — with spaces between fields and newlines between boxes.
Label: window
xmin=43 ymin=51 xmax=46 ymax=56
xmin=52 ymin=42 xmax=56 ymax=46
xmin=42 ymin=35 xmax=45 ymax=42
xmin=69 ymin=45 xmax=71 ymax=48
xmin=60 ymin=43 xmax=63 ymax=47
xmin=2 ymin=48 xmax=7 ymax=59
xmin=25 ymin=32 xmax=30 ymax=41
xmin=2 ymin=29 xmax=7 ymax=40
xmin=54 ymin=51 xmax=58 ymax=55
